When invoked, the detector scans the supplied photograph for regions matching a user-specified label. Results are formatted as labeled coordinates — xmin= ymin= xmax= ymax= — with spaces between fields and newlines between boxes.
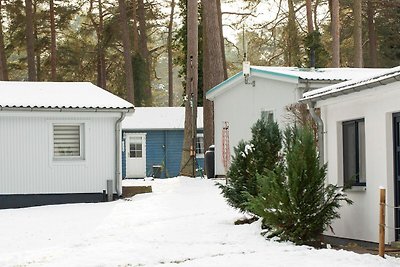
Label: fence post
xmin=379 ymin=187 xmax=386 ymax=258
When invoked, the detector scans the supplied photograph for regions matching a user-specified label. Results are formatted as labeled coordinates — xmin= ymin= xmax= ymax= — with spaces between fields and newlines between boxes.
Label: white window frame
xmin=196 ymin=133 xmax=205 ymax=158
xmin=49 ymin=121 xmax=86 ymax=163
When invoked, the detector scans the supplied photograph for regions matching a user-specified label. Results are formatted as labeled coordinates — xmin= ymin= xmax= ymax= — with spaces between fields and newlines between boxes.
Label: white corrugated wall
xmin=0 ymin=111 xmax=118 ymax=194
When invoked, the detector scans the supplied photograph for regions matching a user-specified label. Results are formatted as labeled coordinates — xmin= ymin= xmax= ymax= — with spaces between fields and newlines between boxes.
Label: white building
xmin=206 ymin=66 xmax=383 ymax=177
xmin=0 ymin=82 xmax=133 ymax=209
xmin=302 ymin=66 xmax=400 ymax=244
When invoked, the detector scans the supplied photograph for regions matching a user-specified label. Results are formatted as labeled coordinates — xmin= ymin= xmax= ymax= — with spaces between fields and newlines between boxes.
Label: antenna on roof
xmin=242 ymin=25 xmax=254 ymax=87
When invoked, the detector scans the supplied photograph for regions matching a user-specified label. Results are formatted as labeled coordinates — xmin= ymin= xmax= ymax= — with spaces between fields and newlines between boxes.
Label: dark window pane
xmin=358 ymin=121 xmax=366 ymax=184
xmin=343 ymin=122 xmax=357 ymax=185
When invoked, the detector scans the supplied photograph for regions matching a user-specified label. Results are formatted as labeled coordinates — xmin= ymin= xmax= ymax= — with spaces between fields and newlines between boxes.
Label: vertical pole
xmin=379 ymin=188 xmax=386 ymax=258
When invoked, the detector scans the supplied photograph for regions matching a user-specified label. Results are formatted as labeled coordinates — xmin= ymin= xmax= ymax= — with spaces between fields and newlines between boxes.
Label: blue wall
xmin=122 ymin=129 xmax=204 ymax=178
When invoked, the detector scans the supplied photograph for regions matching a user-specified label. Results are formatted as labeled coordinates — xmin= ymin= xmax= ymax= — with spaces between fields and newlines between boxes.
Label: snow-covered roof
xmin=0 ymin=81 xmax=134 ymax=110
xmin=122 ymin=107 xmax=204 ymax=130
xmin=251 ymin=66 xmax=383 ymax=81
xmin=206 ymin=66 xmax=386 ymax=100
xmin=302 ymin=66 xmax=400 ymax=101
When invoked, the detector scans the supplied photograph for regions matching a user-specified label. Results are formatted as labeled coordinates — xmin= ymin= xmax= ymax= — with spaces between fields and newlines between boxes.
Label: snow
xmin=122 ymin=107 xmax=204 ymax=130
xmin=302 ymin=66 xmax=400 ymax=100
xmin=0 ymin=81 xmax=133 ymax=110
xmin=251 ymin=66 xmax=386 ymax=81
xmin=0 ymin=177 xmax=399 ymax=267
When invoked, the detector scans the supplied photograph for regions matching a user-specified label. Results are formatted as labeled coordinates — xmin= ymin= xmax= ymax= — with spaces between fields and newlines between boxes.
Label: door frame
xmin=125 ymin=133 xmax=147 ymax=178
xmin=393 ymin=113 xmax=400 ymax=241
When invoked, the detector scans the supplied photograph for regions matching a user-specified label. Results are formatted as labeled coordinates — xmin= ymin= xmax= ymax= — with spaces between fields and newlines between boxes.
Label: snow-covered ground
xmin=0 ymin=177 xmax=399 ymax=267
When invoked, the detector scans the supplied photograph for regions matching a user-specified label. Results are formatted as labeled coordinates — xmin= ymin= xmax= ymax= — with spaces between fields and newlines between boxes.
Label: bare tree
xmin=180 ymin=0 xmax=198 ymax=177
xmin=25 ymin=0 xmax=36 ymax=80
xmin=0 ymin=0 xmax=8 ymax=80
xmin=353 ymin=0 xmax=362 ymax=67
xmin=167 ymin=0 xmax=175 ymax=107
xmin=202 ymin=0 xmax=225 ymax=158
xmin=118 ymin=0 xmax=134 ymax=103
xmin=331 ymin=0 xmax=340 ymax=67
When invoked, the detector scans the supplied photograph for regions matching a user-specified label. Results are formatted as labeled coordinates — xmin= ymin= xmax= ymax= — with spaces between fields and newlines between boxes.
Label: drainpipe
xmin=115 ymin=112 xmax=126 ymax=196
xmin=307 ymin=100 xmax=324 ymax=167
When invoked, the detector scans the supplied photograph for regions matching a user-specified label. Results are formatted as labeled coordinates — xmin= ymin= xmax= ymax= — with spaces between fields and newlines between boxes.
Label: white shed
xmin=302 ymin=66 xmax=400 ymax=244
xmin=206 ymin=66 xmax=384 ymax=177
xmin=0 ymin=81 xmax=134 ymax=209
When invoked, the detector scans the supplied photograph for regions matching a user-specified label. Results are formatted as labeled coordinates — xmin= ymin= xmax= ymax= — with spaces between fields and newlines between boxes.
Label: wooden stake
xmin=379 ymin=188 xmax=386 ymax=258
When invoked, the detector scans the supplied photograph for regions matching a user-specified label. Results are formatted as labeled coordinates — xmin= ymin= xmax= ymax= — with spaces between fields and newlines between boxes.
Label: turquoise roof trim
xmin=206 ymin=67 xmax=299 ymax=97
xmin=206 ymin=71 xmax=243 ymax=96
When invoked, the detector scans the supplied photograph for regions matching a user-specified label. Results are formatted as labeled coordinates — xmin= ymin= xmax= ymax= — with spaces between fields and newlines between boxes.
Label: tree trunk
xmin=137 ymin=0 xmax=152 ymax=106
xmin=331 ymin=0 xmax=340 ymax=67
xmin=33 ymin=0 xmax=40 ymax=81
xmin=180 ymin=0 xmax=198 ymax=177
xmin=0 ymin=0 xmax=9 ymax=80
xmin=306 ymin=0 xmax=315 ymax=67
xmin=118 ymin=0 xmax=134 ymax=103
xmin=353 ymin=0 xmax=363 ymax=67
xmin=89 ymin=0 xmax=107 ymax=89
xmin=202 ymin=0 xmax=225 ymax=159
xmin=98 ymin=0 xmax=106 ymax=89
xmin=132 ymin=0 xmax=139 ymax=52
xmin=167 ymin=0 xmax=175 ymax=107
xmin=50 ymin=0 xmax=56 ymax=80
xmin=367 ymin=0 xmax=378 ymax=67
xmin=286 ymin=0 xmax=300 ymax=66
xmin=25 ymin=0 xmax=36 ymax=81
xmin=216 ymin=0 xmax=227 ymax=79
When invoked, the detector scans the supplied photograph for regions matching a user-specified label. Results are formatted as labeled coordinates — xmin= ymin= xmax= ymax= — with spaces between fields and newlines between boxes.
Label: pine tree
xmin=220 ymin=140 xmax=257 ymax=212
xmin=247 ymin=125 xmax=353 ymax=245
xmin=219 ymin=117 xmax=282 ymax=212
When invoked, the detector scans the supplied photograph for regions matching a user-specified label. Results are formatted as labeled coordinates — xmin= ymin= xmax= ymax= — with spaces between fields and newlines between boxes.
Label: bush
xmin=219 ymin=118 xmax=281 ymax=212
xmin=247 ymin=125 xmax=353 ymax=244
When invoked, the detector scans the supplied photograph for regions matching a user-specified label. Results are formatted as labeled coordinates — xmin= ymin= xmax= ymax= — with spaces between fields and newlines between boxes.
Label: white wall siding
xmin=318 ymin=83 xmax=400 ymax=243
xmin=0 ymin=112 xmax=118 ymax=194
xmin=213 ymin=77 xmax=300 ymax=176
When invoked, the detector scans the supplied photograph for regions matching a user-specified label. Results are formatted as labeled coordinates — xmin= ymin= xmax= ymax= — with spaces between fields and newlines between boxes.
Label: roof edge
xmin=0 ymin=106 xmax=135 ymax=113
xmin=206 ymin=71 xmax=243 ymax=99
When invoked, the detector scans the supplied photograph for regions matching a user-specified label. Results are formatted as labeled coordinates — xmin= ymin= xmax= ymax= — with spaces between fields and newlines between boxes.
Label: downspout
xmin=115 ymin=112 xmax=126 ymax=196
xmin=307 ymin=100 xmax=324 ymax=167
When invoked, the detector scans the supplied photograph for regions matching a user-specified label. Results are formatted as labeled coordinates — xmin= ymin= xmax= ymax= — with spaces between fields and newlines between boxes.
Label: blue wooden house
xmin=122 ymin=107 xmax=204 ymax=178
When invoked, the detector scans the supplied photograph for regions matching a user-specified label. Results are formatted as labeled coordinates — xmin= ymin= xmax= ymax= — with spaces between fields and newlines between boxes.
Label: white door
xmin=126 ymin=133 xmax=146 ymax=178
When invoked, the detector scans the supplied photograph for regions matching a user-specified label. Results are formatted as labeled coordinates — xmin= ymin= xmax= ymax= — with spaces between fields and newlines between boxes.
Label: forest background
xmin=0 ymin=0 xmax=398 ymax=107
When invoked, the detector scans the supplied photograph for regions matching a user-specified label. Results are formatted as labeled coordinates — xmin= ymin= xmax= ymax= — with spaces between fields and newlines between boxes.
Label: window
xmin=129 ymin=137 xmax=143 ymax=158
xmin=53 ymin=124 xmax=83 ymax=159
xmin=196 ymin=134 xmax=204 ymax=156
xmin=261 ymin=110 xmax=274 ymax=121
xmin=343 ymin=119 xmax=366 ymax=186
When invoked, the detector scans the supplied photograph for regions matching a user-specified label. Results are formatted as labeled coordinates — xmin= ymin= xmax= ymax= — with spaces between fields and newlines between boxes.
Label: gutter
xmin=303 ymin=81 xmax=324 ymax=167
xmin=0 ymin=106 xmax=134 ymax=113
xmin=115 ymin=111 xmax=128 ymax=196
xmin=307 ymin=100 xmax=324 ymax=167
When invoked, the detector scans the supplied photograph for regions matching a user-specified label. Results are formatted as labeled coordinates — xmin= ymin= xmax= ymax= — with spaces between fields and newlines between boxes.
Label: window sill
xmin=344 ymin=186 xmax=366 ymax=192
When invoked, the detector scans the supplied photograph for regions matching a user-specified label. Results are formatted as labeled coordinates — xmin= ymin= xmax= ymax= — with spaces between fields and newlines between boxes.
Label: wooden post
xmin=379 ymin=188 xmax=386 ymax=258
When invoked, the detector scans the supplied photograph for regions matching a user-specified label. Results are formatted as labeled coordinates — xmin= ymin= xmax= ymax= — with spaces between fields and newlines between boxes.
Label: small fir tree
xmin=219 ymin=117 xmax=282 ymax=212
xmin=247 ymin=125 xmax=353 ymax=244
